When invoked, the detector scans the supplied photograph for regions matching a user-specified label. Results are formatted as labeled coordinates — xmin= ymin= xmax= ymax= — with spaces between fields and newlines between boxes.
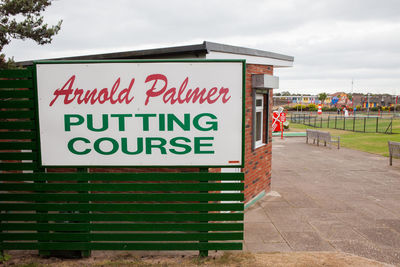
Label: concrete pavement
xmin=244 ymin=137 xmax=400 ymax=265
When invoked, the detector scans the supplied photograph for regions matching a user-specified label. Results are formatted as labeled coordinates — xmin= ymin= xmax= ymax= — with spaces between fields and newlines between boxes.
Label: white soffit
xmin=206 ymin=51 xmax=293 ymax=67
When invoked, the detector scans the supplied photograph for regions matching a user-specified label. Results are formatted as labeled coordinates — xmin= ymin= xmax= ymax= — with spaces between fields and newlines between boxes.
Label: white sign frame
xmin=34 ymin=60 xmax=245 ymax=167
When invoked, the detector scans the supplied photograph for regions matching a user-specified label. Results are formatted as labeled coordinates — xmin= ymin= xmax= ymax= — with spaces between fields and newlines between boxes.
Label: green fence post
xmin=343 ymin=117 xmax=346 ymax=130
xmin=335 ymin=116 xmax=337 ymax=129
xmin=364 ymin=117 xmax=366 ymax=132
xmin=1 ymin=212 xmax=3 ymax=258
xmin=199 ymin=168 xmax=209 ymax=257
xmin=391 ymin=117 xmax=393 ymax=133
xmin=314 ymin=116 xmax=316 ymax=127
xmin=376 ymin=117 xmax=379 ymax=133
xmin=353 ymin=116 xmax=356 ymax=132
xmin=30 ymin=65 xmax=50 ymax=257
xmin=36 ymin=167 xmax=49 ymax=257
xmin=78 ymin=168 xmax=91 ymax=258
xmin=327 ymin=116 xmax=330 ymax=128
xmin=320 ymin=117 xmax=322 ymax=128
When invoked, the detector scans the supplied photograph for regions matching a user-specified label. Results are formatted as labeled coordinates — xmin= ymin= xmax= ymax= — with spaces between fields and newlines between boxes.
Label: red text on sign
xmin=49 ymin=75 xmax=135 ymax=106
xmin=145 ymin=74 xmax=231 ymax=105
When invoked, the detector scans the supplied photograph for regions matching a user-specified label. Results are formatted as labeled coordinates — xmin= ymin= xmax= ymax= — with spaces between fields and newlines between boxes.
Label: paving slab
xmin=281 ymin=231 xmax=335 ymax=251
xmin=244 ymin=137 xmax=400 ymax=265
xmin=377 ymin=219 xmax=400 ymax=233
xmin=357 ymin=227 xmax=400 ymax=248
xmin=309 ymin=220 xmax=368 ymax=241
xmin=244 ymin=242 xmax=292 ymax=252
xmin=245 ymin=222 xmax=285 ymax=243
xmin=331 ymin=240 xmax=400 ymax=266
xmin=244 ymin=203 xmax=271 ymax=223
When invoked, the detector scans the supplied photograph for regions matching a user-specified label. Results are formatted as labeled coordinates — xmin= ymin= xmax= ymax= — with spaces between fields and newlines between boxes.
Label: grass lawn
xmin=288 ymin=120 xmax=400 ymax=157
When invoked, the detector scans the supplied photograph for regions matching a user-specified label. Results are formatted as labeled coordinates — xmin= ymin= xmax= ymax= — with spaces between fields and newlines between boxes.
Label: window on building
xmin=254 ymin=93 xmax=265 ymax=148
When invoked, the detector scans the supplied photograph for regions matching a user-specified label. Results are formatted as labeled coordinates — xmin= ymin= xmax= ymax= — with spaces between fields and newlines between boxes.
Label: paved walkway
xmin=244 ymin=137 xmax=400 ymax=265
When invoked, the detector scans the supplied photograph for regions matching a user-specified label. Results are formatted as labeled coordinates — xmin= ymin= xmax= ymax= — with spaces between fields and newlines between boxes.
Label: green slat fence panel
xmin=0 ymin=242 xmax=242 ymax=251
xmin=0 ymin=100 xmax=35 ymax=108
xmin=0 ymin=142 xmax=36 ymax=150
xmin=0 ymin=172 xmax=244 ymax=252
xmin=0 ymin=69 xmax=32 ymax=78
xmin=0 ymin=89 xmax=34 ymax=98
xmin=0 ymin=110 xmax=35 ymax=119
xmin=0 ymin=172 xmax=244 ymax=181
xmin=0 ymin=68 xmax=244 ymax=253
xmin=0 ymin=223 xmax=243 ymax=232
xmin=0 ymin=162 xmax=37 ymax=170
xmin=0 ymin=152 xmax=37 ymax=160
xmin=0 ymin=232 xmax=243 ymax=242
xmin=0 ymin=121 xmax=36 ymax=129
xmin=0 ymin=79 xmax=33 ymax=88
xmin=2 ymin=192 xmax=244 ymax=202
xmin=0 ymin=203 xmax=244 ymax=212
xmin=0 ymin=131 xmax=36 ymax=139
xmin=0 ymin=212 xmax=244 ymax=222
xmin=0 ymin=182 xmax=244 ymax=191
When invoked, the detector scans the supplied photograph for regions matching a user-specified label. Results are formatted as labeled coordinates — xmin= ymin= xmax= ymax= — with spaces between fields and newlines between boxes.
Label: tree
xmin=281 ymin=91 xmax=291 ymax=96
xmin=318 ymin=92 xmax=327 ymax=104
xmin=0 ymin=0 xmax=62 ymax=68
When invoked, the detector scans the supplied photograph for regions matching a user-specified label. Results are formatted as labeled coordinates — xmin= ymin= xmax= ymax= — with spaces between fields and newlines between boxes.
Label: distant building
xmin=352 ymin=93 xmax=363 ymax=107
xmin=360 ymin=94 xmax=395 ymax=108
xmin=273 ymin=95 xmax=318 ymax=107
xmin=329 ymin=92 xmax=351 ymax=106
xmin=274 ymin=92 xmax=399 ymax=109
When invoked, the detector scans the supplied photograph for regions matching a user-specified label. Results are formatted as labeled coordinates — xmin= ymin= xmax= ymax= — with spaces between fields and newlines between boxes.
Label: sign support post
xmin=199 ymin=167 xmax=209 ymax=257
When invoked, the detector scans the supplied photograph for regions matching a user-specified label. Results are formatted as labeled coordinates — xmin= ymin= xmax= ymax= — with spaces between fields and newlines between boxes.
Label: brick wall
xmin=243 ymin=64 xmax=273 ymax=203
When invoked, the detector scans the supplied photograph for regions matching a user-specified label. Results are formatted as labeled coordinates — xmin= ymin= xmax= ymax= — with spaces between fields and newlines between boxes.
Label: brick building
xmin=360 ymin=94 xmax=395 ymax=108
xmin=21 ymin=41 xmax=294 ymax=206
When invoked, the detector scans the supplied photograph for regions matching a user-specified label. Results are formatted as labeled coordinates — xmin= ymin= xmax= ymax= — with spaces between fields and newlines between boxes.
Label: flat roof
xmin=19 ymin=41 xmax=294 ymax=67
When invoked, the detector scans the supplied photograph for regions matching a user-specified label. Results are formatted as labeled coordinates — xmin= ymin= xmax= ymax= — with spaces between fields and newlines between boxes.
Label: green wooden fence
xmin=0 ymin=68 xmax=39 ymax=171
xmin=0 ymin=68 xmax=244 ymax=256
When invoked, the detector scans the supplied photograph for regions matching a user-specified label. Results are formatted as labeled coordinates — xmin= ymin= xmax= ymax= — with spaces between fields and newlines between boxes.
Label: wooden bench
xmin=318 ymin=131 xmax=340 ymax=149
xmin=306 ymin=129 xmax=319 ymax=145
xmin=388 ymin=141 xmax=400 ymax=166
xmin=306 ymin=129 xmax=340 ymax=149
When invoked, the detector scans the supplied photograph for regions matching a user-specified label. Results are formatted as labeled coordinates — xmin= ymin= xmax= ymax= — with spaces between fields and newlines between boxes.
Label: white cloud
xmin=2 ymin=0 xmax=400 ymax=94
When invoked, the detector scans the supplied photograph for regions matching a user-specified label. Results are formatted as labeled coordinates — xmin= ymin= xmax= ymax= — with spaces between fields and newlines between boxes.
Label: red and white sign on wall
xmin=280 ymin=112 xmax=286 ymax=123
xmin=272 ymin=108 xmax=286 ymax=132
xmin=35 ymin=61 xmax=244 ymax=167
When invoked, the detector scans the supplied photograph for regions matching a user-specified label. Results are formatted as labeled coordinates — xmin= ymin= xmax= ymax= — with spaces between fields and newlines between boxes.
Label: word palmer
xmin=65 ymin=113 xmax=218 ymax=156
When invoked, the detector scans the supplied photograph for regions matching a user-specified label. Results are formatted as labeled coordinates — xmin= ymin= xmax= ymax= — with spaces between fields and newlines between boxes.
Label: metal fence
xmin=291 ymin=114 xmax=393 ymax=134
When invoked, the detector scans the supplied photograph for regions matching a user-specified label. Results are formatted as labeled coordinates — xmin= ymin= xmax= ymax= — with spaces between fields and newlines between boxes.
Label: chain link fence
xmin=291 ymin=114 xmax=393 ymax=134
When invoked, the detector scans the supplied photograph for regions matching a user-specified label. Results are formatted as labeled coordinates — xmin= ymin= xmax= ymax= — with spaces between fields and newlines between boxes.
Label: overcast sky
xmin=3 ymin=0 xmax=400 ymax=95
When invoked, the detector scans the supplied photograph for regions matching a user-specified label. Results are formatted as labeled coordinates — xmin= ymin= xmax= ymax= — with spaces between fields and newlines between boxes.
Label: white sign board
xmin=36 ymin=61 xmax=244 ymax=167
